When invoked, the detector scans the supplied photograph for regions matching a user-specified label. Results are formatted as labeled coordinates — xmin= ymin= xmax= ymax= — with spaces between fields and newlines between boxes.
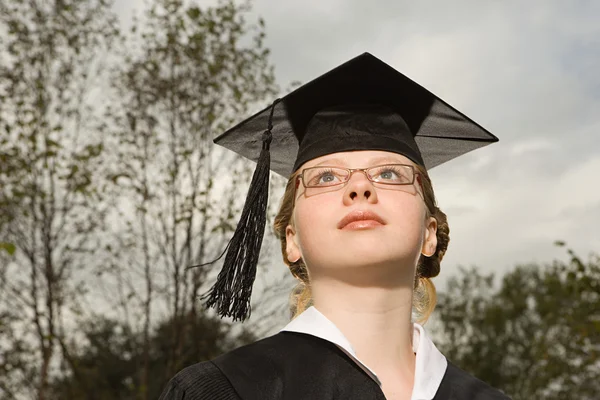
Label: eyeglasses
xmin=298 ymin=164 xmax=417 ymax=190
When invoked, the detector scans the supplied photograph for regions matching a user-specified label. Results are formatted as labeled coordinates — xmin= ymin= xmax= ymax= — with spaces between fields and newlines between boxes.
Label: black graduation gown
xmin=159 ymin=332 xmax=511 ymax=400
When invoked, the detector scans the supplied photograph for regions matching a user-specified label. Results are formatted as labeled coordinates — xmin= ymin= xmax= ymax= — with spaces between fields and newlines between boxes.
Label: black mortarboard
xmin=202 ymin=52 xmax=498 ymax=321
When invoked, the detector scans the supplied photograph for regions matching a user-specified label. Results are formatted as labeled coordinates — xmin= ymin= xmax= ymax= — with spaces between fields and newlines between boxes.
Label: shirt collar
xmin=280 ymin=306 xmax=447 ymax=400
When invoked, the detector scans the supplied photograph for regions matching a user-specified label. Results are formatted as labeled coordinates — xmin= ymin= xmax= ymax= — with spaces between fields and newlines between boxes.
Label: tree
xmin=435 ymin=246 xmax=600 ymax=400
xmin=1 ymin=0 xmax=284 ymax=397
xmin=0 ymin=1 xmax=118 ymax=398
xmin=101 ymin=0 xmax=277 ymax=398
xmin=47 ymin=313 xmax=255 ymax=400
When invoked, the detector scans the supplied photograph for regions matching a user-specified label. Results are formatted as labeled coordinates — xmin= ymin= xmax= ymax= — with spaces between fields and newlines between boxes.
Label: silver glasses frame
xmin=298 ymin=163 xmax=418 ymax=189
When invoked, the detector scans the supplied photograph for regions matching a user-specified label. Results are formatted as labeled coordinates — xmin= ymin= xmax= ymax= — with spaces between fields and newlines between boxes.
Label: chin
xmin=301 ymin=232 xmax=422 ymax=272
xmin=345 ymin=235 xmax=420 ymax=259
xmin=319 ymin=249 xmax=418 ymax=271
xmin=315 ymin=256 xmax=417 ymax=286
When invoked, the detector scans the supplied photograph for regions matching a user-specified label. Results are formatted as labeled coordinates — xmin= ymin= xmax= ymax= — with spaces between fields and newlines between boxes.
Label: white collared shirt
xmin=280 ymin=306 xmax=448 ymax=400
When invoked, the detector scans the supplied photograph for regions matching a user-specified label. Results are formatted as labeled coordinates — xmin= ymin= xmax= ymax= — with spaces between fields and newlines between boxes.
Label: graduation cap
xmin=202 ymin=52 xmax=497 ymax=321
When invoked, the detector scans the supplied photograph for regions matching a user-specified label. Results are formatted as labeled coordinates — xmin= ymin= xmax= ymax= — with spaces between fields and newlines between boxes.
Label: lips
xmin=337 ymin=210 xmax=386 ymax=229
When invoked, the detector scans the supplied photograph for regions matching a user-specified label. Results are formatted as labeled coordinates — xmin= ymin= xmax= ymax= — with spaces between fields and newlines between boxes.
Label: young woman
xmin=159 ymin=53 xmax=511 ymax=400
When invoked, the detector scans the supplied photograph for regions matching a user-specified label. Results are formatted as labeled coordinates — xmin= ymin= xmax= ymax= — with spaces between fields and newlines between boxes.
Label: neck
xmin=310 ymin=273 xmax=416 ymax=381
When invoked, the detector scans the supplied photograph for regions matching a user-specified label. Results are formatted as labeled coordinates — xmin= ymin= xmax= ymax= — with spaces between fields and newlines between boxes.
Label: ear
xmin=285 ymin=224 xmax=302 ymax=263
xmin=421 ymin=217 xmax=438 ymax=257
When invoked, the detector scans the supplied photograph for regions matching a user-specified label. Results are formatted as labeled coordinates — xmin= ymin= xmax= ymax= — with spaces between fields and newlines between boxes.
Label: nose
xmin=343 ymin=170 xmax=378 ymax=205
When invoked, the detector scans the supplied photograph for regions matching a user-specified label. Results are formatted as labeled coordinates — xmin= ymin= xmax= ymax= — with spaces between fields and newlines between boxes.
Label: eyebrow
xmin=313 ymin=158 xmax=346 ymax=167
xmin=313 ymin=156 xmax=407 ymax=168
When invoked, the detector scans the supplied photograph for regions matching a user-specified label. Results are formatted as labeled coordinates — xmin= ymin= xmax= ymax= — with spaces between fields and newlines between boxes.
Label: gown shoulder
xmin=161 ymin=332 xmax=386 ymax=400
xmin=158 ymin=360 xmax=240 ymax=400
xmin=159 ymin=333 xmax=512 ymax=400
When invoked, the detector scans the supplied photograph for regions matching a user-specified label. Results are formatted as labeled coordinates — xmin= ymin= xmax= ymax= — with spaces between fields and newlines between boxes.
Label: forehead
xmin=300 ymin=150 xmax=415 ymax=169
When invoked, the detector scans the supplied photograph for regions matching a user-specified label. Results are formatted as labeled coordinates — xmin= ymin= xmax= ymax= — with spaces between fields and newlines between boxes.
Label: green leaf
xmin=187 ymin=6 xmax=201 ymax=20
xmin=0 ymin=243 xmax=16 ymax=255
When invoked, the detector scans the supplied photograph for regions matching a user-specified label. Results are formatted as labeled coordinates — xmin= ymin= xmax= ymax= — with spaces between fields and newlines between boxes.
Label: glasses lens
xmin=368 ymin=164 xmax=413 ymax=185
xmin=303 ymin=167 xmax=349 ymax=187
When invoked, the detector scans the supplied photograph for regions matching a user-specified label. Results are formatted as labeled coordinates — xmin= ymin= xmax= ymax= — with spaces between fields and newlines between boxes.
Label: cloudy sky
xmin=114 ymin=0 xmax=600 ymax=290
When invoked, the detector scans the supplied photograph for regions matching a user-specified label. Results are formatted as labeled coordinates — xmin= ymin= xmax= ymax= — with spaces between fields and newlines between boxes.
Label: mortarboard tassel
xmin=201 ymin=99 xmax=280 ymax=321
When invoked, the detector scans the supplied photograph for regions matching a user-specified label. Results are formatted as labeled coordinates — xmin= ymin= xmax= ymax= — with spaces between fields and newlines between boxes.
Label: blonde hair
xmin=273 ymin=164 xmax=449 ymax=324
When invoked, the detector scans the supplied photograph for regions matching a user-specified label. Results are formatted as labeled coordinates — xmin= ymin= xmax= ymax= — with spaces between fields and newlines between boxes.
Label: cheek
xmin=292 ymin=204 xmax=317 ymax=248
xmin=383 ymin=195 xmax=429 ymax=247
xmin=291 ymin=197 xmax=335 ymax=253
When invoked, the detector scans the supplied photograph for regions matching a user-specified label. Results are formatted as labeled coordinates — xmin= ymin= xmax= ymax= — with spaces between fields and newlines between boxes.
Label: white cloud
xmin=510 ymin=139 xmax=555 ymax=156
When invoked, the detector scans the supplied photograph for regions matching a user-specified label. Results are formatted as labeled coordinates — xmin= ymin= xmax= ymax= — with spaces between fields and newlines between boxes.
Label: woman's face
xmin=285 ymin=150 xmax=437 ymax=282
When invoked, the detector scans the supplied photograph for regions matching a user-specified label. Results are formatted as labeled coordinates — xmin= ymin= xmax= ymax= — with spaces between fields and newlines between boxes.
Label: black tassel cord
xmin=200 ymin=100 xmax=280 ymax=321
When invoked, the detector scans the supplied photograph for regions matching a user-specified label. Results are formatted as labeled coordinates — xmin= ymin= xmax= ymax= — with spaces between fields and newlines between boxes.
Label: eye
xmin=371 ymin=165 xmax=412 ymax=184
xmin=306 ymin=168 xmax=345 ymax=187
xmin=316 ymin=169 xmax=342 ymax=185
xmin=319 ymin=172 xmax=338 ymax=184
xmin=379 ymin=170 xmax=398 ymax=180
